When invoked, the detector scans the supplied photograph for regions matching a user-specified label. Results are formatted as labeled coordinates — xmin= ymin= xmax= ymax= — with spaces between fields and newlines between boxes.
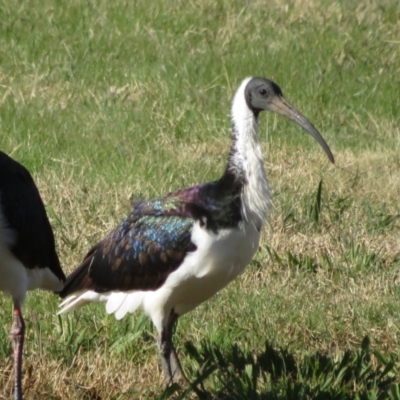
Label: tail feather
xmin=105 ymin=292 xmax=128 ymax=315
xmin=59 ymin=256 xmax=95 ymax=299
xmin=58 ymin=242 xmax=146 ymax=319
xmin=112 ymin=292 xmax=146 ymax=320
xmin=58 ymin=290 xmax=101 ymax=314
xmin=58 ymin=289 xmax=146 ymax=319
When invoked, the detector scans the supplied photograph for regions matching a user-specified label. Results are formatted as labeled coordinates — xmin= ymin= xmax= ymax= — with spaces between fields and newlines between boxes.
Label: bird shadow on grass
xmin=159 ymin=336 xmax=400 ymax=400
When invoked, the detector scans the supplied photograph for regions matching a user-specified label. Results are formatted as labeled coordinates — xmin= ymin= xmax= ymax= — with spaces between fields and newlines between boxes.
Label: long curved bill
xmin=268 ymin=96 xmax=335 ymax=164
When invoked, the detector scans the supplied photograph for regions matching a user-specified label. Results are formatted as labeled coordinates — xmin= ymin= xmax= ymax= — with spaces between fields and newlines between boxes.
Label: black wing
xmin=0 ymin=151 xmax=65 ymax=281
xmin=60 ymin=197 xmax=196 ymax=297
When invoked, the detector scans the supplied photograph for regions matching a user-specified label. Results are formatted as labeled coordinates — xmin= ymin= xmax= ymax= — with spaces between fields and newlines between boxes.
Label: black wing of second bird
xmin=0 ymin=151 xmax=65 ymax=281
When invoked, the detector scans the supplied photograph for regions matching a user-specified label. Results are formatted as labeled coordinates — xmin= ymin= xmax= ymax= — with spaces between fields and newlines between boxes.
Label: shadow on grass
xmin=161 ymin=336 xmax=400 ymax=400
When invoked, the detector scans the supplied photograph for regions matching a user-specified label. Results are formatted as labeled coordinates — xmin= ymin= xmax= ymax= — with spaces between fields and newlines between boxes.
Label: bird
xmin=58 ymin=77 xmax=334 ymax=384
xmin=0 ymin=151 xmax=66 ymax=400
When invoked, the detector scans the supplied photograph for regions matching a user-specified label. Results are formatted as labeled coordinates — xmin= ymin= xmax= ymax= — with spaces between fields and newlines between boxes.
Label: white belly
xmin=142 ymin=220 xmax=260 ymax=331
xmin=0 ymin=245 xmax=63 ymax=303
xmin=0 ymin=214 xmax=63 ymax=302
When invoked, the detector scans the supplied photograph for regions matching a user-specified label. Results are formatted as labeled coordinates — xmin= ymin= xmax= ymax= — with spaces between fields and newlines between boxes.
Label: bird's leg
xmin=158 ymin=310 xmax=185 ymax=385
xmin=166 ymin=312 xmax=185 ymax=383
xmin=10 ymin=300 xmax=25 ymax=400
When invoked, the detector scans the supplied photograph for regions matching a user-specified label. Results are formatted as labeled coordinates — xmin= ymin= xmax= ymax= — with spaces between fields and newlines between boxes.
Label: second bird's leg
xmin=158 ymin=310 xmax=185 ymax=384
xmin=11 ymin=300 xmax=25 ymax=400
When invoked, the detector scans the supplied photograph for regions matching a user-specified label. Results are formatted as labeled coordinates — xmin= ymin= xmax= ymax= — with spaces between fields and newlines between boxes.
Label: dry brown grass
xmin=2 ymin=128 xmax=393 ymax=398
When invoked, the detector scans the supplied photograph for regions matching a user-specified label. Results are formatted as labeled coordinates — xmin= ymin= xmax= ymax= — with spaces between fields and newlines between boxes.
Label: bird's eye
xmin=259 ymin=88 xmax=267 ymax=96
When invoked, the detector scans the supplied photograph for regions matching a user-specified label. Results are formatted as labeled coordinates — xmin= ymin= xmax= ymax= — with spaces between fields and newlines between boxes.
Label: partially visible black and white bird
xmin=0 ymin=151 xmax=66 ymax=400
xmin=59 ymin=77 xmax=334 ymax=384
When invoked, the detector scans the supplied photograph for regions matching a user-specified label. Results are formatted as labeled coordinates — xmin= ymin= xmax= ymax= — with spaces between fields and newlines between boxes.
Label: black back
xmin=0 ymin=151 xmax=65 ymax=281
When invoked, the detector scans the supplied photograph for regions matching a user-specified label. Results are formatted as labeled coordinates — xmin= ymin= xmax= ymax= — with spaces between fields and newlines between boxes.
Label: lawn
xmin=0 ymin=0 xmax=400 ymax=398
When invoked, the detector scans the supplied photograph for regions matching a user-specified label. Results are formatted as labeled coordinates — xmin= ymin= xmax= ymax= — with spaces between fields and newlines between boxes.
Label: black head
xmin=243 ymin=77 xmax=334 ymax=163
xmin=245 ymin=77 xmax=284 ymax=116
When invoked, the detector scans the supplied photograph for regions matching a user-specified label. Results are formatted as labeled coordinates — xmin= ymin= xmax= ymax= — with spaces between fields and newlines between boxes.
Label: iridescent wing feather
xmin=60 ymin=196 xmax=198 ymax=296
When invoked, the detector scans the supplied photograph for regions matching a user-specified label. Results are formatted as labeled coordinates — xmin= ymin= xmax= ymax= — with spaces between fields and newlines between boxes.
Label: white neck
xmin=227 ymin=78 xmax=270 ymax=229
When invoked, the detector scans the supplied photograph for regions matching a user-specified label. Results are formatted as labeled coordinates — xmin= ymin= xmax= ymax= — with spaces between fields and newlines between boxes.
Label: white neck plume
xmin=227 ymin=78 xmax=270 ymax=230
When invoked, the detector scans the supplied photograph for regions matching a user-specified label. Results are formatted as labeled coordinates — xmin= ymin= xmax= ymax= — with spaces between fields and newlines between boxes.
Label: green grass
xmin=1 ymin=0 xmax=400 ymax=398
